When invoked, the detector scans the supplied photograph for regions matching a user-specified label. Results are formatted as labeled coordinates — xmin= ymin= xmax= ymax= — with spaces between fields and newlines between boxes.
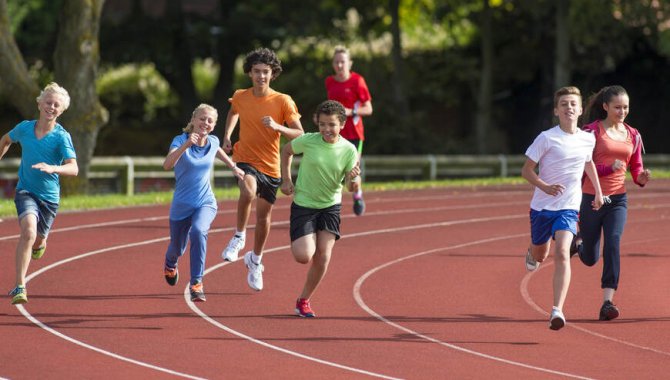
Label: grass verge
xmin=0 ymin=172 xmax=667 ymax=218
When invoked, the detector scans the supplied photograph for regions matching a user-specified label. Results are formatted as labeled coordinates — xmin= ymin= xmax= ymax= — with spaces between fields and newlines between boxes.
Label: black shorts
xmin=290 ymin=202 xmax=342 ymax=242
xmin=237 ymin=162 xmax=281 ymax=204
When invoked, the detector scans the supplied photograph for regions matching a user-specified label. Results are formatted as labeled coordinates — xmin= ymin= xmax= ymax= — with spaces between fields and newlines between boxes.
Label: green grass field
xmin=0 ymin=172 xmax=666 ymax=219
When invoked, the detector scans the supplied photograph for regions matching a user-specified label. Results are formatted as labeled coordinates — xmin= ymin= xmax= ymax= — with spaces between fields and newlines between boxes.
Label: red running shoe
xmin=295 ymin=298 xmax=316 ymax=318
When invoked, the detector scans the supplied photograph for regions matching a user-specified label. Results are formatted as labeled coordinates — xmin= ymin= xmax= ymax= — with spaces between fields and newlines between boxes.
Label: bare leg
xmin=552 ymin=230 xmax=573 ymax=310
xmin=16 ymin=215 xmax=38 ymax=286
xmin=235 ymin=175 xmax=256 ymax=232
xmin=292 ymin=231 xmax=336 ymax=300
xmin=253 ymin=197 xmax=274 ymax=257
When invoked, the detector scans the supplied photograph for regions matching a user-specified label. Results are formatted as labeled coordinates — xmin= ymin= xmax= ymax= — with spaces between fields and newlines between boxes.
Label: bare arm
xmin=262 ymin=117 xmax=304 ymax=141
xmin=351 ymin=100 xmax=373 ymax=117
xmin=584 ymin=160 xmax=604 ymax=210
xmin=216 ymin=147 xmax=245 ymax=180
xmin=344 ymin=163 xmax=362 ymax=192
xmin=521 ymin=158 xmax=565 ymax=196
xmin=0 ymin=133 xmax=13 ymax=160
xmin=280 ymin=142 xmax=295 ymax=195
xmin=32 ymin=158 xmax=79 ymax=177
xmin=222 ymin=109 xmax=240 ymax=153
xmin=163 ymin=133 xmax=198 ymax=170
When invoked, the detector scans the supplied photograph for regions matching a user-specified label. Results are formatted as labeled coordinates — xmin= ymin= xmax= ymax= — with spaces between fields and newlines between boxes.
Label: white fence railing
xmin=1 ymin=154 xmax=669 ymax=196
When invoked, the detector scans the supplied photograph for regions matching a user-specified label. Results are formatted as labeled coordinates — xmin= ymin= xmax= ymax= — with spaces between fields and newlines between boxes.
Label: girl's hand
xmin=638 ymin=169 xmax=651 ymax=185
xmin=32 ymin=162 xmax=58 ymax=174
xmin=611 ymin=159 xmax=625 ymax=171
xmin=232 ymin=166 xmax=245 ymax=181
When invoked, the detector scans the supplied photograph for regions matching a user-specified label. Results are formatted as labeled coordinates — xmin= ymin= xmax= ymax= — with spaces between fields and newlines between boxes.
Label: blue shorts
xmin=14 ymin=190 xmax=59 ymax=238
xmin=529 ymin=209 xmax=578 ymax=245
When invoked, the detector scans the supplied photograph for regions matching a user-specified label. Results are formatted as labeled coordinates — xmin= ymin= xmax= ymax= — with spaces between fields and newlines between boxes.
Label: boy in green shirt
xmin=280 ymin=100 xmax=360 ymax=317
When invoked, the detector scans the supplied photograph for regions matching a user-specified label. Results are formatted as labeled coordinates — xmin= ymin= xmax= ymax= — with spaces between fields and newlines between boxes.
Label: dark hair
xmin=314 ymin=100 xmax=346 ymax=124
xmin=553 ymin=86 xmax=581 ymax=107
xmin=584 ymin=85 xmax=628 ymax=123
xmin=242 ymin=48 xmax=282 ymax=80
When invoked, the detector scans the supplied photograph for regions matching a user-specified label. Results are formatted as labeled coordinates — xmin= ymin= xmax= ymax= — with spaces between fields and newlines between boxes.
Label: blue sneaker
xmin=9 ymin=285 xmax=27 ymax=305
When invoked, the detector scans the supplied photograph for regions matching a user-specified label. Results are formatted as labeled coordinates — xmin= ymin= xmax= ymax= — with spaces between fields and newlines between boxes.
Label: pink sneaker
xmin=295 ymin=298 xmax=316 ymax=318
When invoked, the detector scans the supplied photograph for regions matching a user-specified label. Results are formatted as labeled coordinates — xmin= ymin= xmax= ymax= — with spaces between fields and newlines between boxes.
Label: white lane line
xmin=352 ymin=234 xmax=593 ymax=380
xmin=18 ymin=237 xmax=206 ymax=380
xmin=183 ymin=269 xmax=401 ymax=380
xmin=13 ymin=196 xmax=668 ymax=378
xmin=520 ymin=261 xmax=670 ymax=357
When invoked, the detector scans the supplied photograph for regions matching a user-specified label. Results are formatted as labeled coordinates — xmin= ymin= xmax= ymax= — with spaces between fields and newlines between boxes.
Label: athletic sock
xmin=251 ymin=252 xmax=262 ymax=265
xmin=235 ymin=230 xmax=245 ymax=238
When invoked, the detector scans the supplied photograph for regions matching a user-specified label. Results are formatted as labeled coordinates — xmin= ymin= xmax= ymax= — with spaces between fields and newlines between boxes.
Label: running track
xmin=1 ymin=180 xmax=669 ymax=379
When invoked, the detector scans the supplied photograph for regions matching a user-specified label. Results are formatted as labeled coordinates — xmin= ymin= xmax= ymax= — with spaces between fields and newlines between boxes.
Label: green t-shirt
xmin=290 ymin=133 xmax=358 ymax=209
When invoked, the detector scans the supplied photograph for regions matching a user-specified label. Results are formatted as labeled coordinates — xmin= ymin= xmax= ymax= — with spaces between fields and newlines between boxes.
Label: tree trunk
xmin=554 ymin=0 xmax=571 ymax=89
xmin=0 ymin=0 xmax=41 ymax=117
xmin=389 ymin=0 xmax=411 ymax=121
xmin=53 ymin=0 xmax=109 ymax=194
xmin=475 ymin=0 xmax=493 ymax=154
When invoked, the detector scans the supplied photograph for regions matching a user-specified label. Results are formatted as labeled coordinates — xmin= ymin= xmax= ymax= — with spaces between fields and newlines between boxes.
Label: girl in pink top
xmin=576 ymin=85 xmax=651 ymax=321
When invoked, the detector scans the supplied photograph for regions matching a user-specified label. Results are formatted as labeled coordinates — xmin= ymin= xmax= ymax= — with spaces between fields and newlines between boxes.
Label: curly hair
xmin=243 ymin=47 xmax=283 ymax=80
xmin=314 ymin=100 xmax=346 ymax=125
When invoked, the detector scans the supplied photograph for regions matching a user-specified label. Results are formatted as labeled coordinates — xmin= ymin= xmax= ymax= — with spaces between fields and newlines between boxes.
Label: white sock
xmin=251 ymin=252 xmax=262 ymax=264
xmin=235 ymin=230 xmax=246 ymax=239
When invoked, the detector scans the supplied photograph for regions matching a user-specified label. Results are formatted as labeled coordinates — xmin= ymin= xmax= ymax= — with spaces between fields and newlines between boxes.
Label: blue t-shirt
xmin=169 ymin=133 xmax=219 ymax=220
xmin=8 ymin=120 xmax=77 ymax=204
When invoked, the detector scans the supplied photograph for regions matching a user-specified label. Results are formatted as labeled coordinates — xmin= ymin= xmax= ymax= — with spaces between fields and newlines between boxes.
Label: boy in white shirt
xmin=521 ymin=86 xmax=604 ymax=330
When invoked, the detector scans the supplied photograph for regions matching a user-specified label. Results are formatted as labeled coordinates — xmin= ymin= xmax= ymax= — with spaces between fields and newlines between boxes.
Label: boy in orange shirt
xmin=221 ymin=48 xmax=304 ymax=291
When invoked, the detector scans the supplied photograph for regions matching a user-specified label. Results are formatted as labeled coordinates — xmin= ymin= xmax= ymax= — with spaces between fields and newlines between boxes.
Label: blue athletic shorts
xmin=529 ymin=209 xmax=578 ymax=245
xmin=14 ymin=189 xmax=59 ymax=238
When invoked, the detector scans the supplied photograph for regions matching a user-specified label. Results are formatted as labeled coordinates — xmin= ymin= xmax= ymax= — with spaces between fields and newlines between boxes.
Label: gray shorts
xmin=14 ymin=190 xmax=59 ymax=238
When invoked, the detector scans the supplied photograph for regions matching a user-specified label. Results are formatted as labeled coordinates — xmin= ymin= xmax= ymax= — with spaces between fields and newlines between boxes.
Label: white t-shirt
xmin=525 ymin=125 xmax=595 ymax=211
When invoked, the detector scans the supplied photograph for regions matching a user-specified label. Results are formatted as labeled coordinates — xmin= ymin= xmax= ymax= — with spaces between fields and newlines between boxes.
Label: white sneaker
xmin=243 ymin=251 xmax=264 ymax=291
xmin=525 ymin=248 xmax=539 ymax=272
xmin=549 ymin=308 xmax=566 ymax=331
xmin=222 ymin=234 xmax=245 ymax=262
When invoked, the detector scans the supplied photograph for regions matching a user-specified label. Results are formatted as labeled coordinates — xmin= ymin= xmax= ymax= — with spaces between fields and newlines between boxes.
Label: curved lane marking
xmin=352 ymin=234 xmax=593 ymax=380
xmin=520 ymin=261 xmax=670 ymax=357
xmin=12 ymin=196 xmax=669 ymax=378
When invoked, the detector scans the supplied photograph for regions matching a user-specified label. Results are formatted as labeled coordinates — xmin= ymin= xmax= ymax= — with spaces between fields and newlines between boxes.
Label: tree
xmin=0 ymin=0 xmax=108 ymax=193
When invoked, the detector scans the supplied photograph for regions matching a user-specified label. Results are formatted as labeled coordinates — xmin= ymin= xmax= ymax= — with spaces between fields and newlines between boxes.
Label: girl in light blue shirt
xmin=163 ymin=104 xmax=243 ymax=302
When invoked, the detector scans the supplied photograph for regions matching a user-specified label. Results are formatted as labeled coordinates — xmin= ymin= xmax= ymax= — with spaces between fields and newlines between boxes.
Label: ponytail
xmin=584 ymin=85 xmax=627 ymax=123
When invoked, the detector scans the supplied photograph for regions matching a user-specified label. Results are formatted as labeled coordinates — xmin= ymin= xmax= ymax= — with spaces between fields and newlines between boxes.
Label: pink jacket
xmin=582 ymin=120 xmax=646 ymax=187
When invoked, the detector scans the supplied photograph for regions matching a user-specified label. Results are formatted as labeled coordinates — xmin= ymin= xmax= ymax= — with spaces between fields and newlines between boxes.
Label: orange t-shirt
xmin=230 ymin=88 xmax=301 ymax=178
xmin=582 ymin=124 xmax=634 ymax=196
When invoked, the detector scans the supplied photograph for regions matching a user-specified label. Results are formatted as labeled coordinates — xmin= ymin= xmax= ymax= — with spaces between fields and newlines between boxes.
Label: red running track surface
xmin=1 ymin=181 xmax=669 ymax=379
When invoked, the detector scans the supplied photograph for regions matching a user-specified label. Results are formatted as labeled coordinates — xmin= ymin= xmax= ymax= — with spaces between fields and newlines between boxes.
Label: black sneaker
xmin=570 ymin=232 xmax=582 ymax=258
xmin=190 ymin=282 xmax=206 ymax=302
xmin=164 ymin=267 xmax=179 ymax=286
xmin=599 ymin=300 xmax=619 ymax=321
xmin=353 ymin=196 xmax=365 ymax=216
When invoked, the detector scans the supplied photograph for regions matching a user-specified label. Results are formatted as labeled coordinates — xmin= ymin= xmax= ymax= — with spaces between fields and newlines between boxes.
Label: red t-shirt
xmin=325 ymin=71 xmax=372 ymax=141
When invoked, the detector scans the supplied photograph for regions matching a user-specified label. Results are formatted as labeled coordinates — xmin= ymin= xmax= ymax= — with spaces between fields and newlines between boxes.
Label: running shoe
xmin=243 ymin=251 xmax=264 ymax=291
xmin=9 ymin=285 xmax=27 ymax=305
xmin=189 ymin=282 xmax=206 ymax=302
xmin=353 ymin=195 xmax=365 ymax=216
xmin=164 ymin=266 xmax=179 ymax=286
xmin=222 ymin=234 xmax=245 ymax=262
xmin=525 ymin=248 xmax=539 ymax=271
xmin=31 ymin=246 xmax=46 ymax=260
xmin=599 ymin=300 xmax=620 ymax=321
xmin=549 ymin=308 xmax=566 ymax=330
xmin=295 ymin=298 xmax=316 ymax=318
xmin=569 ymin=232 xmax=582 ymax=258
